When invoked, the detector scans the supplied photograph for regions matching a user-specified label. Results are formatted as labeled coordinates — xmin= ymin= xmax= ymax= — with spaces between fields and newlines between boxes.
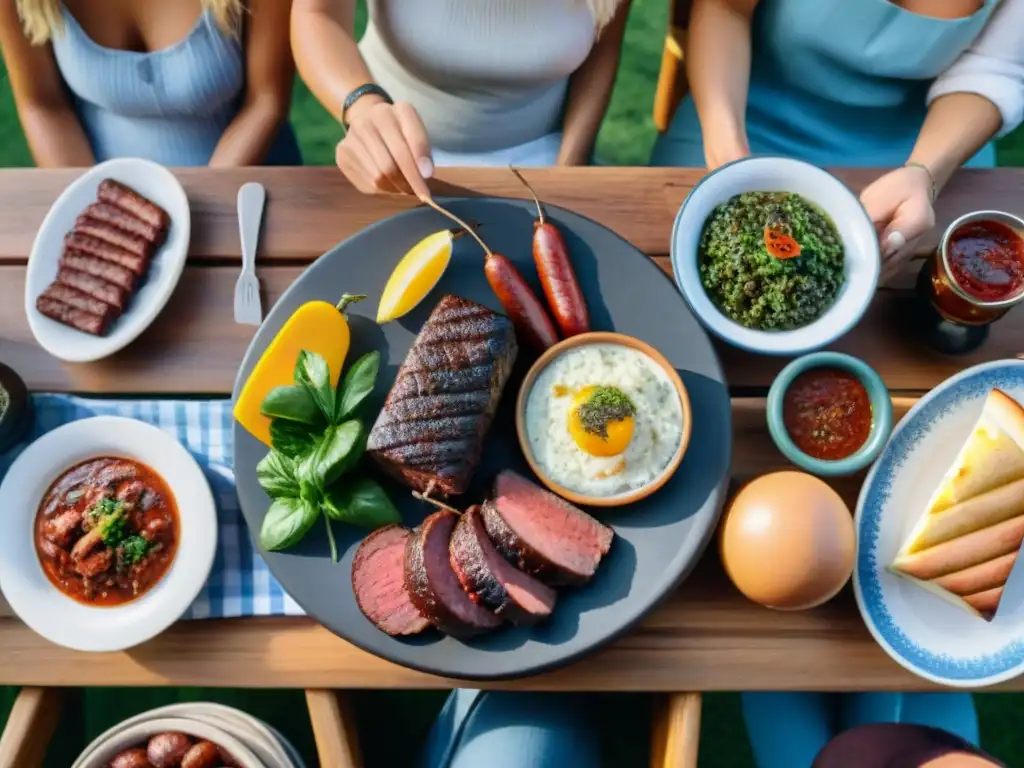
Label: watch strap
xmin=342 ymin=84 xmax=393 ymax=129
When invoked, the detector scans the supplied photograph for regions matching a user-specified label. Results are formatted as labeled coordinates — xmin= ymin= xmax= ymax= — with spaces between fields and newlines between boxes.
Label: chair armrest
xmin=650 ymin=692 xmax=702 ymax=768
xmin=653 ymin=26 xmax=689 ymax=133
xmin=305 ymin=689 xmax=363 ymax=768
xmin=0 ymin=687 xmax=64 ymax=768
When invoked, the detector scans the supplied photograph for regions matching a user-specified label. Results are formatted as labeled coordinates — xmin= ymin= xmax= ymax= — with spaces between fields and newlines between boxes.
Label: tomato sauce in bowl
xmin=947 ymin=219 xmax=1024 ymax=303
xmin=782 ymin=368 xmax=872 ymax=461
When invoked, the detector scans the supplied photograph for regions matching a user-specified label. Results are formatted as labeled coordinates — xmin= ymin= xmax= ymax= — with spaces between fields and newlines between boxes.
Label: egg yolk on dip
xmin=567 ymin=385 xmax=636 ymax=457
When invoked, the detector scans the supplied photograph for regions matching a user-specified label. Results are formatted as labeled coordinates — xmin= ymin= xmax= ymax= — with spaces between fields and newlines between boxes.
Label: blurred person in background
xmin=0 ymin=0 xmax=300 ymax=166
xmin=652 ymin=0 xmax=1024 ymax=283
xmin=291 ymin=0 xmax=632 ymax=197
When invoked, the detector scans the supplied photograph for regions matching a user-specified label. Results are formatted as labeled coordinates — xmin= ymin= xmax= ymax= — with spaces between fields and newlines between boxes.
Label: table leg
xmin=305 ymin=689 xmax=363 ymax=768
xmin=0 ymin=687 xmax=63 ymax=768
xmin=650 ymin=692 xmax=702 ymax=768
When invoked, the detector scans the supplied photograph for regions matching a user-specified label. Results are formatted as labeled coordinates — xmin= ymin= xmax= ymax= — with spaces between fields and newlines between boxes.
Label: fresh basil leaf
xmin=294 ymin=350 xmax=335 ymax=422
xmin=260 ymin=386 xmax=320 ymax=424
xmin=299 ymin=478 xmax=321 ymax=505
xmin=323 ymin=477 xmax=401 ymax=529
xmin=256 ymin=451 xmax=300 ymax=498
xmin=335 ymin=351 xmax=381 ymax=422
xmin=259 ymin=497 xmax=319 ymax=551
xmin=269 ymin=419 xmax=320 ymax=459
xmin=298 ymin=420 xmax=364 ymax=491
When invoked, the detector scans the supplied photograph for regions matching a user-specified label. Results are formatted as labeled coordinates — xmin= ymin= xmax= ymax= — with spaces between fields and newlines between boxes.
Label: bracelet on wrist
xmin=341 ymin=84 xmax=393 ymax=130
xmin=905 ymin=161 xmax=937 ymax=204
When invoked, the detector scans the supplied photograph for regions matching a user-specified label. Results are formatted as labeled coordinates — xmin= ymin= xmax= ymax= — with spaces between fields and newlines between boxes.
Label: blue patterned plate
xmin=854 ymin=359 xmax=1024 ymax=687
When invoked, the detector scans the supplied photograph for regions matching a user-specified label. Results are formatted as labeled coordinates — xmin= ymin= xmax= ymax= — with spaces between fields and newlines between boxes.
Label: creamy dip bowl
xmin=516 ymin=333 xmax=692 ymax=507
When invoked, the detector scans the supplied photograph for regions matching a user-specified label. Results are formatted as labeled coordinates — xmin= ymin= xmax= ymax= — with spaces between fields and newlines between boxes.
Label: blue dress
xmin=651 ymin=0 xmax=1000 ymax=168
xmin=50 ymin=6 xmax=301 ymax=166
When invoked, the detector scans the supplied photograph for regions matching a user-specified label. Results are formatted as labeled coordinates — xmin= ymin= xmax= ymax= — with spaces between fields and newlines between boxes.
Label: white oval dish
xmin=670 ymin=156 xmax=879 ymax=356
xmin=853 ymin=359 xmax=1024 ymax=687
xmin=25 ymin=157 xmax=191 ymax=363
xmin=0 ymin=416 xmax=216 ymax=652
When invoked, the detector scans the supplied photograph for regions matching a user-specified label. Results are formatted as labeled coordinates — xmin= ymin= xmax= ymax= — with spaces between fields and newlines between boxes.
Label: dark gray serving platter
xmin=232 ymin=198 xmax=732 ymax=680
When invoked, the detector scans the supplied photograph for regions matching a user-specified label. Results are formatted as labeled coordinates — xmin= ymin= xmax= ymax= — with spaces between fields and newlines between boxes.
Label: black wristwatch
xmin=341 ymin=83 xmax=393 ymax=129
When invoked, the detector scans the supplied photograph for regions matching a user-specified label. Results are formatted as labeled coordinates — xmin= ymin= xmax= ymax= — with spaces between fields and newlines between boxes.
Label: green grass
xmin=2 ymin=0 xmax=1024 ymax=764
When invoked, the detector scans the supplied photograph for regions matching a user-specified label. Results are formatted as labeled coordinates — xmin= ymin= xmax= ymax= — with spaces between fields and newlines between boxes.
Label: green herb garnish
xmin=118 ymin=535 xmax=150 ymax=565
xmin=256 ymin=350 xmax=397 ymax=561
xmin=86 ymin=499 xmax=127 ymax=546
xmin=577 ymin=386 xmax=635 ymax=438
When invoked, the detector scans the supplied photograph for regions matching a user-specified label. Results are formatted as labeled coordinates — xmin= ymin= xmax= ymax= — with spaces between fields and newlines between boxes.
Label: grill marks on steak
xmin=367 ymin=296 xmax=517 ymax=496
xmin=450 ymin=505 xmax=557 ymax=625
xmin=352 ymin=526 xmax=429 ymax=636
xmin=483 ymin=471 xmax=614 ymax=586
xmin=405 ymin=509 xmax=502 ymax=638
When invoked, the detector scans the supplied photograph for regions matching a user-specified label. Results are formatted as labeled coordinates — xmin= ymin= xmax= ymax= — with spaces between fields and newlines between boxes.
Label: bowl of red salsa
xmin=767 ymin=352 xmax=893 ymax=477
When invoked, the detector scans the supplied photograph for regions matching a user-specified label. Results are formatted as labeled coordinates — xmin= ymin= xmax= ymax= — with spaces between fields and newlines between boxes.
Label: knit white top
xmin=359 ymin=0 xmax=598 ymax=154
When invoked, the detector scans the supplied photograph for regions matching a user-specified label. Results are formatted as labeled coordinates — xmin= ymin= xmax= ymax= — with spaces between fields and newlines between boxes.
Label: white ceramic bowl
xmin=670 ymin=156 xmax=879 ymax=356
xmin=25 ymin=157 xmax=191 ymax=363
xmin=73 ymin=717 xmax=265 ymax=768
xmin=0 ymin=416 xmax=217 ymax=652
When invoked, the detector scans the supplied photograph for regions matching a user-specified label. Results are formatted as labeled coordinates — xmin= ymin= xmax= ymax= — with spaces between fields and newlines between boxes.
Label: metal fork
xmin=234 ymin=182 xmax=266 ymax=326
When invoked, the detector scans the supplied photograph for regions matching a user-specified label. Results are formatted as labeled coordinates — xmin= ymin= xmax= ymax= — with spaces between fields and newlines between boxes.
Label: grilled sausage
xmin=180 ymin=741 xmax=220 ymax=768
xmin=55 ymin=267 xmax=128 ymax=311
xmin=147 ymin=732 xmax=192 ymax=767
xmin=74 ymin=215 xmax=153 ymax=258
xmin=61 ymin=252 xmax=135 ymax=291
xmin=35 ymin=296 xmax=110 ymax=335
xmin=65 ymin=232 xmax=149 ymax=276
xmin=109 ymin=748 xmax=151 ymax=768
xmin=99 ymin=179 xmax=170 ymax=231
xmin=83 ymin=202 xmax=163 ymax=244
xmin=40 ymin=282 xmax=118 ymax=321
xmin=512 ymin=168 xmax=589 ymax=337
xmin=484 ymin=253 xmax=559 ymax=351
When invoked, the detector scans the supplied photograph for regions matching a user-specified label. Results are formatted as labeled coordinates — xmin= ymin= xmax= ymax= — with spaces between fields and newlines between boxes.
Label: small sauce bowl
xmin=515 ymin=332 xmax=692 ymax=507
xmin=767 ymin=352 xmax=892 ymax=478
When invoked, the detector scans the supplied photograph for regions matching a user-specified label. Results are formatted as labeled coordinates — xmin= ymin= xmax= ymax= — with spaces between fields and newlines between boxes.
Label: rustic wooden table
xmin=1 ymin=167 xmax=1022 ymax=700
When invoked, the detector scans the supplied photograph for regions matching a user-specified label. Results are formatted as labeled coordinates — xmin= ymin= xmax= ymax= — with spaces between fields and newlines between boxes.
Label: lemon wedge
xmin=377 ymin=230 xmax=453 ymax=323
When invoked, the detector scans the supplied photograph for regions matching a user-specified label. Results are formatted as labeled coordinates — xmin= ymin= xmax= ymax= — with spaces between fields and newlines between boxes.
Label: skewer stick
xmin=411 ymin=486 xmax=463 ymax=515
xmin=419 ymin=194 xmax=493 ymax=257
xmin=510 ymin=167 xmax=545 ymax=226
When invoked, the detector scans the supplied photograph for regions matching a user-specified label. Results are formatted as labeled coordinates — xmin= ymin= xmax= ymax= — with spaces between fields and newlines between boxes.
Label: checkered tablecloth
xmin=0 ymin=395 xmax=304 ymax=619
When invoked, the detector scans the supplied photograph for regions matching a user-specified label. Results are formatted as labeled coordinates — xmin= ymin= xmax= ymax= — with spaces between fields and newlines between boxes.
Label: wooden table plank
xmin=1 ymin=398 xmax=982 ymax=692
xmin=3 ymin=265 xmax=1020 ymax=394
xmin=0 ymin=167 xmax=1022 ymax=264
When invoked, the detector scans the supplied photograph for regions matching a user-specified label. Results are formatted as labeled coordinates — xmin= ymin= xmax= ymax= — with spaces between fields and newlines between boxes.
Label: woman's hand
xmin=859 ymin=165 xmax=935 ymax=285
xmin=335 ymin=99 xmax=434 ymax=197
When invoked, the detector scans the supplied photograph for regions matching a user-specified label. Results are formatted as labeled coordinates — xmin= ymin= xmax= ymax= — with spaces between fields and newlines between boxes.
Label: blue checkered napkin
xmin=0 ymin=395 xmax=304 ymax=619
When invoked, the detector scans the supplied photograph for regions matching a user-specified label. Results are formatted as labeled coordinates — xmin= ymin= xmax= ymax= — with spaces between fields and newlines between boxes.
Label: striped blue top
xmin=50 ymin=6 xmax=300 ymax=166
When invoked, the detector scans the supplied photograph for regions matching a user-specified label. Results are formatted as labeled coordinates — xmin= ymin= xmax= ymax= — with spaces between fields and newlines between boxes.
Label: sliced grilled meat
xmin=61 ymin=251 xmax=135 ymax=291
xmin=405 ymin=509 xmax=502 ymax=638
xmin=35 ymin=296 xmax=109 ymax=335
xmin=55 ymin=268 xmax=128 ymax=311
xmin=73 ymin=216 xmax=153 ymax=259
xmin=352 ymin=526 xmax=429 ymax=636
xmin=98 ymin=179 xmax=170 ymax=231
xmin=450 ymin=505 xmax=556 ymax=625
xmin=40 ymin=282 xmax=118 ymax=322
xmin=82 ymin=202 xmax=164 ymax=245
xmin=65 ymin=231 xmax=149 ymax=276
xmin=367 ymin=295 xmax=517 ymax=496
xmin=483 ymin=470 xmax=614 ymax=586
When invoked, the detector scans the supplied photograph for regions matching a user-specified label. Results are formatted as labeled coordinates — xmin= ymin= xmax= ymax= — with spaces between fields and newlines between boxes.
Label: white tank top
xmin=359 ymin=0 xmax=597 ymax=153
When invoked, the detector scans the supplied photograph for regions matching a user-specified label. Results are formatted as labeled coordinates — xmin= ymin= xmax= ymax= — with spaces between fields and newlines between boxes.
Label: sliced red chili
xmin=764 ymin=227 xmax=802 ymax=259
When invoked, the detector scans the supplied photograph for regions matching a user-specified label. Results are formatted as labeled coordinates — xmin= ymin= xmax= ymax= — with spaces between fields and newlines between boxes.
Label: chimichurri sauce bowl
xmin=671 ymin=157 xmax=880 ymax=356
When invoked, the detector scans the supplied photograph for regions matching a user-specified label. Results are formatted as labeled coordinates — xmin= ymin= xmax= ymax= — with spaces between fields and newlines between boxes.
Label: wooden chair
xmin=653 ymin=0 xmax=693 ymax=133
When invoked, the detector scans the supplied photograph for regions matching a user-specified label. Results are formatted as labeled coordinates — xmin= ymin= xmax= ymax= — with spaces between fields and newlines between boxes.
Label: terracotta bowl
xmin=515 ymin=332 xmax=692 ymax=507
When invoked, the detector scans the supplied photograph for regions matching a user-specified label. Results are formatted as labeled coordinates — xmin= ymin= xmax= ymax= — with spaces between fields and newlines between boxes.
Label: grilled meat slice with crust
xmin=352 ymin=525 xmax=430 ymax=636
xmin=367 ymin=295 xmax=517 ymax=496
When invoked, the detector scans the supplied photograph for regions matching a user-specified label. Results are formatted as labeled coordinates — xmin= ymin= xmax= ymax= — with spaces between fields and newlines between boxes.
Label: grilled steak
xmin=82 ymin=202 xmax=164 ymax=245
xmin=55 ymin=268 xmax=128 ymax=311
xmin=352 ymin=526 xmax=429 ymax=636
xmin=405 ymin=509 xmax=501 ymax=638
xmin=35 ymin=296 xmax=110 ymax=336
xmin=98 ymin=179 xmax=171 ymax=231
xmin=450 ymin=505 xmax=556 ymax=625
xmin=40 ymin=282 xmax=118 ymax=322
xmin=367 ymin=295 xmax=517 ymax=496
xmin=482 ymin=470 xmax=614 ymax=586
xmin=61 ymin=251 xmax=135 ymax=291
xmin=73 ymin=216 xmax=153 ymax=259
xmin=65 ymin=232 xmax=149 ymax=276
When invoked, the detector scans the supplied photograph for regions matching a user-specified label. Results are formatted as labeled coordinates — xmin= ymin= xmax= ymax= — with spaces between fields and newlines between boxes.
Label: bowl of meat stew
xmin=0 ymin=416 xmax=216 ymax=652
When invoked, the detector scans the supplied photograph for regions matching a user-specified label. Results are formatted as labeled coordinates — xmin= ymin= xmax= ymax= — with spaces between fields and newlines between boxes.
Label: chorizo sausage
xmin=98 ymin=179 xmax=170 ymax=232
xmin=511 ymin=168 xmax=589 ymax=337
xmin=147 ymin=732 xmax=192 ymax=767
xmin=484 ymin=253 xmax=559 ymax=351
xmin=180 ymin=741 xmax=220 ymax=768
xmin=109 ymin=747 xmax=152 ymax=768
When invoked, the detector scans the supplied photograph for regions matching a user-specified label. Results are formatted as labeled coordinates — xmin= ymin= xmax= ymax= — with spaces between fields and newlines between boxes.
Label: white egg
xmin=524 ymin=343 xmax=684 ymax=497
